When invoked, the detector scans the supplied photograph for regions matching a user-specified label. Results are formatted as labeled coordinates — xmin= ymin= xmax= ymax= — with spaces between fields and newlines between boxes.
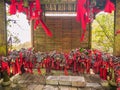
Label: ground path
xmin=0 ymin=70 xmax=116 ymax=90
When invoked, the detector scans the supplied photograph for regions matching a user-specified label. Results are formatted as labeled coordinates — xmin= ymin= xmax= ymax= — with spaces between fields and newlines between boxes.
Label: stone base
xmin=1 ymin=80 xmax=11 ymax=86
xmin=46 ymin=76 xmax=59 ymax=85
xmin=46 ymin=76 xmax=86 ymax=87
xmin=59 ymin=76 xmax=71 ymax=86
xmin=71 ymin=76 xmax=86 ymax=87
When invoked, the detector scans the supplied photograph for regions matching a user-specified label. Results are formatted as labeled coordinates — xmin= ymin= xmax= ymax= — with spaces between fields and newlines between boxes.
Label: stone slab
xmin=27 ymin=84 xmax=38 ymax=90
xmin=69 ymin=87 xmax=78 ymax=90
xmin=34 ymin=85 xmax=44 ymax=90
xmin=78 ymin=88 xmax=92 ymax=90
xmin=59 ymin=86 xmax=70 ymax=90
xmin=46 ymin=76 xmax=59 ymax=85
xmin=43 ymin=85 xmax=59 ymax=90
xmin=59 ymin=86 xmax=77 ymax=90
xmin=86 ymin=83 xmax=101 ymax=88
xmin=71 ymin=76 xmax=86 ymax=87
xmin=59 ymin=76 xmax=71 ymax=86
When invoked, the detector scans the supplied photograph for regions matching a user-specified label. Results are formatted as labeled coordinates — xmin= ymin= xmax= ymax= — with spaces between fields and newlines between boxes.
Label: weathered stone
xmin=59 ymin=86 xmax=69 ymax=90
xmin=71 ymin=76 xmax=86 ymax=87
xmin=1 ymin=86 xmax=12 ymax=90
xmin=19 ymin=87 xmax=28 ymax=90
xmin=13 ymin=79 xmax=18 ymax=84
xmin=34 ymin=85 xmax=44 ymax=90
xmin=100 ymin=80 xmax=109 ymax=87
xmin=69 ymin=87 xmax=78 ymax=90
xmin=18 ymin=83 xmax=27 ymax=88
xmin=27 ymin=84 xmax=39 ymax=90
xmin=46 ymin=76 xmax=59 ymax=85
xmin=59 ymin=76 xmax=71 ymax=86
xmin=86 ymin=83 xmax=101 ymax=88
xmin=43 ymin=85 xmax=58 ymax=90
xmin=78 ymin=87 xmax=92 ymax=90
xmin=10 ymin=83 xmax=17 ymax=88
xmin=18 ymin=80 xmax=26 ymax=84
xmin=59 ymin=86 xmax=77 ymax=90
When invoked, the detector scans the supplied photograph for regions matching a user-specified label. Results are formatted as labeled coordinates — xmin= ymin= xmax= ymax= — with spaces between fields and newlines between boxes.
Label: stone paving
xmin=0 ymin=73 xmax=115 ymax=90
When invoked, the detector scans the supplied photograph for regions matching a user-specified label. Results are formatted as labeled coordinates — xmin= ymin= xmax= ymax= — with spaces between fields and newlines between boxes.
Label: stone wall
xmin=33 ymin=16 xmax=90 ymax=52
xmin=0 ymin=0 xmax=7 ymax=56
xmin=114 ymin=0 xmax=120 ymax=56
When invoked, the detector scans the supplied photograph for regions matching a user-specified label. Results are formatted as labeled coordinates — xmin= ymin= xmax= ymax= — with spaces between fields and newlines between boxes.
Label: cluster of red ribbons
xmin=76 ymin=0 xmax=115 ymax=41
xmin=9 ymin=0 xmax=52 ymax=37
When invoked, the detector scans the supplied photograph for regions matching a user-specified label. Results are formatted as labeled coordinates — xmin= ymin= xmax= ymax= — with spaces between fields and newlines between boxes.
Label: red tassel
xmin=29 ymin=62 xmax=33 ymax=74
xmin=36 ymin=0 xmax=42 ymax=12
xmin=64 ymin=67 xmax=68 ymax=76
xmin=9 ymin=5 xmax=17 ymax=15
xmin=76 ymin=0 xmax=88 ymax=42
xmin=40 ymin=19 xmax=52 ymax=37
xmin=11 ymin=62 xmax=16 ymax=75
xmin=17 ymin=2 xmax=24 ymax=13
xmin=80 ymin=30 xmax=86 ymax=42
xmin=32 ymin=10 xmax=39 ymax=20
xmin=103 ymin=68 xmax=107 ymax=80
xmin=19 ymin=52 xmax=23 ymax=66
xmin=9 ymin=0 xmax=17 ymax=15
xmin=104 ymin=0 xmax=115 ymax=13
xmin=76 ymin=0 xmax=87 ymax=30
xmin=7 ymin=65 xmax=10 ymax=75
xmin=15 ymin=58 xmax=20 ymax=73
xmin=34 ymin=19 xmax=40 ymax=30
xmin=37 ymin=67 xmax=41 ymax=74
xmin=1 ymin=61 xmax=10 ymax=75
xmin=100 ymin=67 xmax=103 ymax=79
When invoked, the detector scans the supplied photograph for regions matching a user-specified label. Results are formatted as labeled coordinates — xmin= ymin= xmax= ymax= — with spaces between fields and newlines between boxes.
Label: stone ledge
xmin=46 ymin=76 xmax=86 ymax=87
xmin=46 ymin=76 xmax=59 ymax=85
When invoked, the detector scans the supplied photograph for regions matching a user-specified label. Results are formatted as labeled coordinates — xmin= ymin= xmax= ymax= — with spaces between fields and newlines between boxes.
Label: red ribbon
xmin=40 ymin=20 xmax=52 ymax=37
xmin=1 ymin=61 xmax=10 ymax=75
xmin=76 ymin=0 xmax=89 ymax=42
xmin=104 ymin=0 xmax=115 ymax=13
xmin=15 ymin=58 xmax=20 ymax=73
xmin=17 ymin=0 xmax=24 ymax=13
xmin=9 ymin=0 xmax=17 ymax=15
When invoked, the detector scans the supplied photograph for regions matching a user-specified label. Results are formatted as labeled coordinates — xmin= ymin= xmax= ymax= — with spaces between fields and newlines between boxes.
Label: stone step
xmin=46 ymin=76 xmax=86 ymax=87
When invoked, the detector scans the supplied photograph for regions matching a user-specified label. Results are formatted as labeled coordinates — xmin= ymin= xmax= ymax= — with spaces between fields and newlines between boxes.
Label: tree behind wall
xmin=92 ymin=12 xmax=114 ymax=53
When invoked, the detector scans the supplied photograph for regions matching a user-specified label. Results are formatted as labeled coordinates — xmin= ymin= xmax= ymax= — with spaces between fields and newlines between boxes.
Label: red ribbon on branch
xmin=76 ymin=0 xmax=88 ymax=42
xmin=9 ymin=0 xmax=52 ymax=37
xmin=76 ymin=0 xmax=115 ymax=41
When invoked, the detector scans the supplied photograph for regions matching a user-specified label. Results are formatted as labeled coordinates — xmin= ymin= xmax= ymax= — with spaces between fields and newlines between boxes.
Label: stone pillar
xmin=0 ymin=0 xmax=7 ymax=56
xmin=114 ymin=0 xmax=120 ymax=56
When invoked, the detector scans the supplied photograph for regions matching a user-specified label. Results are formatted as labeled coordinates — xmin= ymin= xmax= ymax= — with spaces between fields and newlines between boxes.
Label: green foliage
xmin=92 ymin=12 xmax=114 ymax=53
